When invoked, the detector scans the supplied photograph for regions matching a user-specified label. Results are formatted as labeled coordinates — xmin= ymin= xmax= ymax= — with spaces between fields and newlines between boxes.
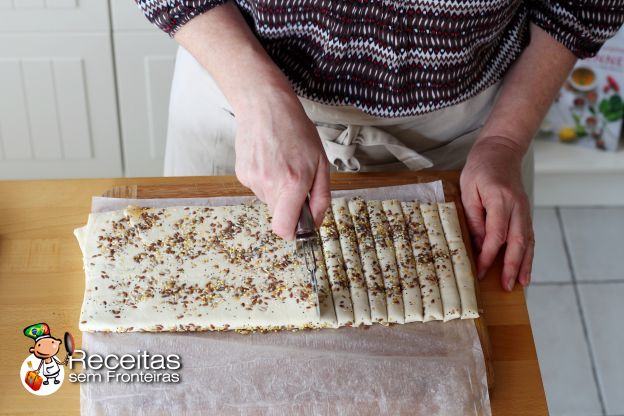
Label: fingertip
xmin=477 ymin=267 xmax=486 ymax=280
xmin=473 ymin=235 xmax=484 ymax=253
xmin=500 ymin=269 xmax=516 ymax=291
xmin=520 ymin=272 xmax=531 ymax=287
xmin=518 ymin=274 xmax=527 ymax=287
xmin=477 ymin=240 xmax=503 ymax=276
xmin=272 ymin=222 xmax=295 ymax=241
xmin=270 ymin=209 xmax=297 ymax=241
xmin=271 ymin=187 xmax=309 ymax=241
xmin=477 ymin=253 xmax=492 ymax=279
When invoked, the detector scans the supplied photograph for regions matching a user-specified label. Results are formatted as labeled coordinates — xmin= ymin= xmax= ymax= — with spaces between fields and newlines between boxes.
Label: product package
xmin=541 ymin=28 xmax=624 ymax=151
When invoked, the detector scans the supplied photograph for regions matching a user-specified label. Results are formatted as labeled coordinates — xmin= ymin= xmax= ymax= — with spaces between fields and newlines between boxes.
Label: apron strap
xmin=316 ymin=124 xmax=433 ymax=172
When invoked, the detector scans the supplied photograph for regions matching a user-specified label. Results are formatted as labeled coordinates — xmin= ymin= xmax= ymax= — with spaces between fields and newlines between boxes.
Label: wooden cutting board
xmin=102 ymin=172 xmax=494 ymax=390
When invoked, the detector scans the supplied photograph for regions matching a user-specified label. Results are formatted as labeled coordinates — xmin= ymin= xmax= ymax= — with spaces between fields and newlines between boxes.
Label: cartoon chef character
xmin=23 ymin=323 xmax=67 ymax=385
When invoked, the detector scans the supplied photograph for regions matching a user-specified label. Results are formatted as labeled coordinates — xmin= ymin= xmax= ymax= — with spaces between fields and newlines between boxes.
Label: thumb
xmin=271 ymin=185 xmax=309 ymax=240
xmin=308 ymin=157 xmax=331 ymax=227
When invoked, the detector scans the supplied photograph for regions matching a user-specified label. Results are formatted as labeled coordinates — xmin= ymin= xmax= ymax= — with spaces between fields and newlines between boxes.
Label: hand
xmin=234 ymin=91 xmax=330 ymax=240
xmin=173 ymin=2 xmax=331 ymax=240
xmin=460 ymin=136 xmax=534 ymax=291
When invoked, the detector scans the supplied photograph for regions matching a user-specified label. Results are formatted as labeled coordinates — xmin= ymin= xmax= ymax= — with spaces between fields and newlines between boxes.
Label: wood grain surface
xmin=0 ymin=172 xmax=547 ymax=415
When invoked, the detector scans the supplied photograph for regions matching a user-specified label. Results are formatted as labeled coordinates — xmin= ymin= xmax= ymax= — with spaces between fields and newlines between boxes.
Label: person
xmin=136 ymin=0 xmax=624 ymax=291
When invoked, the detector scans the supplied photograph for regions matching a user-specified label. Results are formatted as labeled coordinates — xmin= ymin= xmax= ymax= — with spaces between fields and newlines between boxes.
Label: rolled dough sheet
xmin=382 ymin=200 xmax=424 ymax=323
xmin=420 ymin=203 xmax=461 ymax=321
xmin=74 ymin=225 xmax=87 ymax=254
xmin=78 ymin=188 xmax=479 ymax=333
xmin=319 ymin=208 xmax=355 ymax=326
xmin=78 ymin=204 xmax=338 ymax=332
xmin=348 ymin=197 xmax=388 ymax=324
xmin=367 ymin=200 xmax=405 ymax=324
xmin=331 ymin=198 xmax=372 ymax=326
xmin=438 ymin=202 xmax=479 ymax=319
xmin=125 ymin=204 xmax=339 ymax=328
xmin=401 ymin=202 xmax=444 ymax=322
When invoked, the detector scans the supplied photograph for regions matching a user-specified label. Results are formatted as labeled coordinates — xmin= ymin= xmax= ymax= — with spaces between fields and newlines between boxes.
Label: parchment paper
xmin=79 ymin=181 xmax=491 ymax=416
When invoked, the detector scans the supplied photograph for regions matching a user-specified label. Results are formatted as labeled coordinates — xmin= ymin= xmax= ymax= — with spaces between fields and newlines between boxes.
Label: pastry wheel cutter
xmin=295 ymin=197 xmax=321 ymax=317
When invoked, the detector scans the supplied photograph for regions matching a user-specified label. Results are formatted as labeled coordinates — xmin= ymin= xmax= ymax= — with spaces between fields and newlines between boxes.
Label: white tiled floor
xmin=580 ymin=284 xmax=624 ymax=415
xmin=532 ymin=208 xmax=573 ymax=283
xmin=527 ymin=285 xmax=602 ymax=415
xmin=527 ymin=207 xmax=624 ymax=416
xmin=559 ymin=208 xmax=624 ymax=282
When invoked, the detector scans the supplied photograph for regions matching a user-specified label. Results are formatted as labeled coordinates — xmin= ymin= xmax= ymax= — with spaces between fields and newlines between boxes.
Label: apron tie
xmin=316 ymin=124 xmax=433 ymax=172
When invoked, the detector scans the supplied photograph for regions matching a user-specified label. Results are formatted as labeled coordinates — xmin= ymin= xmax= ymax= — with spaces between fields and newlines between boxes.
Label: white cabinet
xmin=0 ymin=0 xmax=123 ymax=179
xmin=0 ymin=0 xmax=178 ymax=179
xmin=0 ymin=0 xmax=109 ymax=33
xmin=112 ymin=0 xmax=178 ymax=177
xmin=113 ymin=34 xmax=177 ymax=177
xmin=110 ymin=0 xmax=158 ymax=31
xmin=0 ymin=34 xmax=122 ymax=179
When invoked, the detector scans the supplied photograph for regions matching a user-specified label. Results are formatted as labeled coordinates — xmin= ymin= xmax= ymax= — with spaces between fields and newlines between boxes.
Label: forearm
xmin=173 ymin=2 xmax=298 ymax=116
xmin=476 ymin=23 xmax=578 ymax=154
xmin=462 ymin=25 xmax=578 ymax=287
xmin=172 ymin=2 xmax=328 ymax=236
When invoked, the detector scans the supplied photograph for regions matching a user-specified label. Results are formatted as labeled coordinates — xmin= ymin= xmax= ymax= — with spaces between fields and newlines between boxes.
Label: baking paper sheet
xmin=79 ymin=181 xmax=491 ymax=415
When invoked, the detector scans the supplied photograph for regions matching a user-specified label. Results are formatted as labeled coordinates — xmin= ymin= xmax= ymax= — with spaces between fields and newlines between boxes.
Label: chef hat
xmin=23 ymin=323 xmax=51 ymax=342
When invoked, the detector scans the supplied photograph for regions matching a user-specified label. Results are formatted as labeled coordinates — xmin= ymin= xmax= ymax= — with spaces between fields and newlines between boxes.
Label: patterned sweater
xmin=135 ymin=0 xmax=624 ymax=117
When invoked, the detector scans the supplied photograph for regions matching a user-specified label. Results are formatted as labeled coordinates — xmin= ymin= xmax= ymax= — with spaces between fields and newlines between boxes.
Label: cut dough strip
xmin=367 ymin=200 xmax=405 ymax=324
xmin=310 ymin=239 xmax=340 ymax=326
xmin=420 ymin=203 xmax=461 ymax=321
xmin=382 ymin=200 xmax=424 ymax=323
xmin=348 ymin=197 xmax=388 ymax=324
xmin=319 ymin=208 xmax=355 ymax=326
xmin=331 ymin=198 xmax=372 ymax=326
xmin=401 ymin=202 xmax=444 ymax=322
xmin=438 ymin=202 xmax=479 ymax=319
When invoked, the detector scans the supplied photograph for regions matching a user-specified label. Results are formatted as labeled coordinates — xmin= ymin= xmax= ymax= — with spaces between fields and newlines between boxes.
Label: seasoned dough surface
xmin=77 ymin=200 xmax=479 ymax=332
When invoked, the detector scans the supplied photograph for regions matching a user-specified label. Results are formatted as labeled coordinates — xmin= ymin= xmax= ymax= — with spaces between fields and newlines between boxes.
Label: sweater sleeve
xmin=134 ymin=0 xmax=229 ymax=37
xmin=528 ymin=0 xmax=624 ymax=58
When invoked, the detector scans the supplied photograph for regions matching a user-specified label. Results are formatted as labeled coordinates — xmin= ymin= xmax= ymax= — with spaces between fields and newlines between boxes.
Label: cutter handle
xmin=295 ymin=197 xmax=316 ymax=240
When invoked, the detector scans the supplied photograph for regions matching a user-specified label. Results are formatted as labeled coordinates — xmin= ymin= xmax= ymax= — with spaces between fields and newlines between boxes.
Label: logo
xmin=19 ymin=323 xmax=75 ymax=396
xmin=19 ymin=322 xmax=181 ymax=394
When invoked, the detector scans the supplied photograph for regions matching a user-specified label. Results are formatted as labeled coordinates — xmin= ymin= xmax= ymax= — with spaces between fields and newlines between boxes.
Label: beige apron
xmin=165 ymin=46 xmax=534 ymax=201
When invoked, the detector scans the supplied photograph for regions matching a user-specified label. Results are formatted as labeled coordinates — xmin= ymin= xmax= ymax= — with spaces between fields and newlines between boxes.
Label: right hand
xmin=234 ymin=91 xmax=331 ymax=240
xmin=173 ymin=1 xmax=331 ymax=240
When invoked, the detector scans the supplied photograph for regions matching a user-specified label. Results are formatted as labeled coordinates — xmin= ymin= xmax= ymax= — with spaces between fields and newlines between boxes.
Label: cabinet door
xmin=0 ymin=33 xmax=122 ymax=179
xmin=0 ymin=0 xmax=109 ymax=33
xmin=113 ymin=30 xmax=177 ymax=177
xmin=110 ymin=0 xmax=157 ymax=31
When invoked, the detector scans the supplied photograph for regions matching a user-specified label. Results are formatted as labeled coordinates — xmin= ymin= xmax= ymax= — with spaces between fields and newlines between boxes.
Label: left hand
xmin=460 ymin=136 xmax=534 ymax=291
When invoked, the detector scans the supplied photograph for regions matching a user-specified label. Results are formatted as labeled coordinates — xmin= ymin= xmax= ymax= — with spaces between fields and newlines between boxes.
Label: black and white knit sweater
xmin=135 ymin=0 xmax=624 ymax=117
